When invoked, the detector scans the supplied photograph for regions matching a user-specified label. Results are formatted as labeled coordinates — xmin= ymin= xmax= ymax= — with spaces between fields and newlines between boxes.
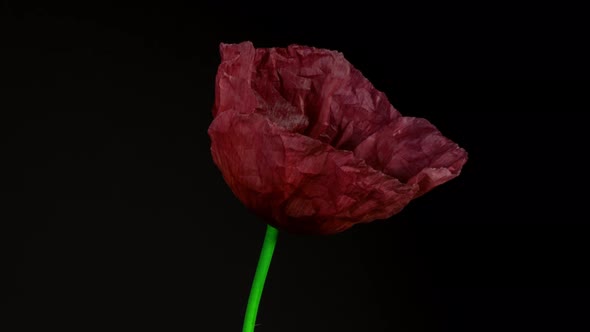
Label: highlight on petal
xmin=209 ymin=41 xmax=468 ymax=235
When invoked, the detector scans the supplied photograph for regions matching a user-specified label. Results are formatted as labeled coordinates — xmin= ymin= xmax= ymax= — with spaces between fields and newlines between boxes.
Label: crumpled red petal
xmin=209 ymin=111 xmax=418 ymax=234
xmin=354 ymin=117 xmax=468 ymax=197
xmin=209 ymin=41 xmax=467 ymax=235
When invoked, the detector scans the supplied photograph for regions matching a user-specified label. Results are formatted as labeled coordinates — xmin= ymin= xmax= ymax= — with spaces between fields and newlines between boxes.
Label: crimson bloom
xmin=208 ymin=41 xmax=467 ymax=235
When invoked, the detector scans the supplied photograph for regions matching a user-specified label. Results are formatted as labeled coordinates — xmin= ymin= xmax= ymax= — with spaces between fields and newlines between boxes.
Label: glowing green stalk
xmin=242 ymin=224 xmax=279 ymax=332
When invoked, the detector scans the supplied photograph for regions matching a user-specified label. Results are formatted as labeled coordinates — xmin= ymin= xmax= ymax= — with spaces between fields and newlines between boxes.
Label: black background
xmin=4 ymin=2 xmax=589 ymax=331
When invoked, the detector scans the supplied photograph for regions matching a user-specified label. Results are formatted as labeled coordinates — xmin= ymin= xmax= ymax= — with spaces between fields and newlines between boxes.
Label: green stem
xmin=242 ymin=224 xmax=279 ymax=332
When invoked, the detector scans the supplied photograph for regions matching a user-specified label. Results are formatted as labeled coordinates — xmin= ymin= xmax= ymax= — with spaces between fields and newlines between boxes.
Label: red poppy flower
xmin=208 ymin=41 xmax=467 ymax=235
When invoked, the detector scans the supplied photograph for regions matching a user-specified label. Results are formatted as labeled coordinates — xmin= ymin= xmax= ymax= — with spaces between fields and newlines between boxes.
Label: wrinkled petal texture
xmin=209 ymin=41 xmax=467 ymax=235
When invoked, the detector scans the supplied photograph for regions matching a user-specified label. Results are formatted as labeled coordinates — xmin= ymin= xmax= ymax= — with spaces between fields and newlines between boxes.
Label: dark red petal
xmin=208 ymin=111 xmax=418 ymax=235
xmin=213 ymin=42 xmax=257 ymax=117
xmin=354 ymin=117 xmax=468 ymax=197
xmin=215 ymin=41 xmax=401 ymax=151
